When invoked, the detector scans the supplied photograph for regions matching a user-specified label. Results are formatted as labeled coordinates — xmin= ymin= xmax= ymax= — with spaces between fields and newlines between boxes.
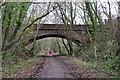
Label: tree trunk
xmin=116 ymin=2 xmax=120 ymax=48
xmin=56 ymin=38 xmax=61 ymax=54
xmin=62 ymin=38 xmax=70 ymax=54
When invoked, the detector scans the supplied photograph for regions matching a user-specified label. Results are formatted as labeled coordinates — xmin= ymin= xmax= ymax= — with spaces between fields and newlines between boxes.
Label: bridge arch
xmin=26 ymin=24 xmax=89 ymax=49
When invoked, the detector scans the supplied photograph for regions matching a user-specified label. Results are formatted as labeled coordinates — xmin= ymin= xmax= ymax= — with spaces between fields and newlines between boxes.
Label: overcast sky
xmin=26 ymin=1 xmax=119 ymax=24
xmin=4 ymin=0 xmax=119 ymax=24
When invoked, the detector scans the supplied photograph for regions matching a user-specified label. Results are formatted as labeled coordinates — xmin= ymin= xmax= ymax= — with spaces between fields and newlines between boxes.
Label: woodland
xmin=1 ymin=1 xmax=120 ymax=78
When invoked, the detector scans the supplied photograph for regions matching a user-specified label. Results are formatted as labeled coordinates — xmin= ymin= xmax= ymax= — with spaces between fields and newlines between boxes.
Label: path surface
xmin=3 ymin=56 xmax=112 ymax=78
xmin=34 ymin=57 xmax=73 ymax=78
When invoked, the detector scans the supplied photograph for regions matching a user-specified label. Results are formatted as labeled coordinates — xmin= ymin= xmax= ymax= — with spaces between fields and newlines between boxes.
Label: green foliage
xmin=78 ymin=24 xmax=119 ymax=77
xmin=60 ymin=49 xmax=68 ymax=55
xmin=2 ymin=2 xmax=32 ymax=66
xmin=74 ymin=58 xmax=97 ymax=69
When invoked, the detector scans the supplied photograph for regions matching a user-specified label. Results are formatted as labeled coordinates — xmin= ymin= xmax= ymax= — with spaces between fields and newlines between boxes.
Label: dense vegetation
xmin=1 ymin=1 xmax=120 ymax=78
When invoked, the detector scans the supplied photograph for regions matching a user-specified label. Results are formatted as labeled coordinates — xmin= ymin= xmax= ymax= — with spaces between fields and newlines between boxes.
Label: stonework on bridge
xmin=28 ymin=24 xmax=90 ymax=49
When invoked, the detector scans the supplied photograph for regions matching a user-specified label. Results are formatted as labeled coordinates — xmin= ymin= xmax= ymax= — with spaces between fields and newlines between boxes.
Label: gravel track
xmin=34 ymin=56 xmax=73 ymax=78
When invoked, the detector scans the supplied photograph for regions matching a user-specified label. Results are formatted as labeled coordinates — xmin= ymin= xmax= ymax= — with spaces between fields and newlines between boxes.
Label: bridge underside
xmin=28 ymin=34 xmax=81 ymax=45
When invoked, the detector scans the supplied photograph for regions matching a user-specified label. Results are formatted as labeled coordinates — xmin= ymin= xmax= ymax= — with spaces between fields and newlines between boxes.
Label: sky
xmin=26 ymin=1 xmax=119 ymax=24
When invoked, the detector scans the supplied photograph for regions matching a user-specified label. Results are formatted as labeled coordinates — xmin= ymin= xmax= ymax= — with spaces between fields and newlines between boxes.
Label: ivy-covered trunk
xmin=85 ymin=2 xmax=97 ymax=61
xmin=2 ymin=2 xmax=31 ymax=65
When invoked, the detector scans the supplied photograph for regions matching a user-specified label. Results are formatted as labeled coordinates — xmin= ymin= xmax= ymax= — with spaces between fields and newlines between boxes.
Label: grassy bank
xmin=2 ymin=56 xmax=43 ymax=78
xmin=72 ymin=57 xmax=119 ymax=78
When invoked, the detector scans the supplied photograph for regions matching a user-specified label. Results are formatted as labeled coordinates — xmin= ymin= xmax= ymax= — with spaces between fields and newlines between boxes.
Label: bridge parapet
xmin=33 ymin=24 xmax=87 ymax=31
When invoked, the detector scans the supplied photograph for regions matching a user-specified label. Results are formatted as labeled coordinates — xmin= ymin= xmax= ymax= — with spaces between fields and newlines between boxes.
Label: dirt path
xmin=4 ymin=56 xmax=112 ymax=78
xmin=34 ymin=57 xmax=73 ymax=78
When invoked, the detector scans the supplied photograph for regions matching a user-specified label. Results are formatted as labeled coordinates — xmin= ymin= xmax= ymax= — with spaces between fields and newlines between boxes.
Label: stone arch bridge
xmin=27 ymin=24 xmax=90 ymax=49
